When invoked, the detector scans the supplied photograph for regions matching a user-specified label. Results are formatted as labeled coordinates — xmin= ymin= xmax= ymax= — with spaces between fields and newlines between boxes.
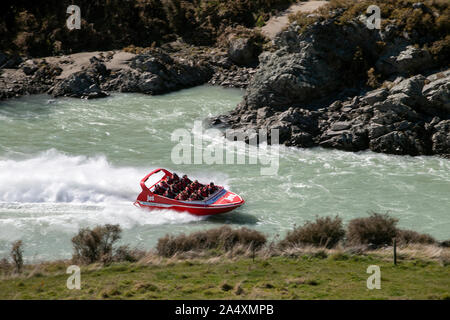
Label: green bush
xmin=279 ymin=216 xmax=345 ymax=249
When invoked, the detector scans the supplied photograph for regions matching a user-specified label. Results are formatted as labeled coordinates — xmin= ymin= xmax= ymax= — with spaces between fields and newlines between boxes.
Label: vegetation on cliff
xmin=1 ymin=0 xmax=293 ymax=57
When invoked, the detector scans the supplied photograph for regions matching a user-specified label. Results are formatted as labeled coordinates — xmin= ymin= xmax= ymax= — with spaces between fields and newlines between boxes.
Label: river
xmin=0 ymin=85 xmax=449 ymax=261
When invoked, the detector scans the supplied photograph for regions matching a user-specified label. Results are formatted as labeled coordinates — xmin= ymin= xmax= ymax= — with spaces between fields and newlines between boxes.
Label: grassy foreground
xmin=1 ymin=253 xmax=449 ymax=300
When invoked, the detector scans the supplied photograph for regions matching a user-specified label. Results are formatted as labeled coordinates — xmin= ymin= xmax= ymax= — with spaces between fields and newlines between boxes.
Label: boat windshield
xmin=145 ymin=170 xmax=166 ymax=190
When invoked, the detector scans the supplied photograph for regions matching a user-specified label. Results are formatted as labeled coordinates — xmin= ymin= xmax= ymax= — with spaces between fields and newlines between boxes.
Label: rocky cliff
xmin=212 ymin=5 xmax=449 ymax=157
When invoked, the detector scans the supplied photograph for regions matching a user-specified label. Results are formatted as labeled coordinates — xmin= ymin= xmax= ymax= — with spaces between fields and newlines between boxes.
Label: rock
xmin=212 ymin=67 xmax=449 ymax=156
xmin=228 ymin=37 xmax=256 ymax=66
xmin=289 ymin=132 xmax=314 ymax=148
xmin=361 ymin=88 xmax=389 ymax=105
xmin=51 ymin=71 xmax=108 ymax=99
xmin=330 ymin=121 xmax=351 ymax=131
xmin=431 ymin=120 xmax=450 ymax=154
xmin=0 ymin=51 xmax=8 ymax=67
xmin=376 ymin=45 xmax=433 ymax=76
xmin=0 ymin=54 xmax=23 ymax=69
xmin=422 ymin=73 xmax=450 ymax=115
xmin=389 ymin=75 xmax=425 ymax=98
xmin=369 ymin=130 xmax=425 ymax=155
xmin=240 ymin=19 xmax=379 ymax=110
xmin=22 ymin=64 xmax=38 ymax=75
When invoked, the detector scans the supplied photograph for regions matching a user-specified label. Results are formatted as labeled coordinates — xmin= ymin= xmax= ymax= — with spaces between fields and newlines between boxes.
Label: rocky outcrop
xmin=241 ymin=20 xmax=379 ymax=110
xmin=1 ymin=44 xmax=257 ymax=100
xmin=209 ymin=66 xmax=256 ymax=88
xmin=50 ymin=57 xmax=109 ymax=99
xmin=0 ymin=59 xmax=62 ymax=99
xmin=103 ymin=50 xmax=213 ymax=95
xmin=211 ymin=13 xmax=449 ymax=157
xmin=213 ymin=69 xmax=450 ymax=156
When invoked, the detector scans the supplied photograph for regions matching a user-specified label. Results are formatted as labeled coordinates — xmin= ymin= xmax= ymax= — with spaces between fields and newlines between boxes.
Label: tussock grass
xmin=156 ymin=226 xmax=267 ymax=257
xmin=279 ymin=216 xmax=345 ymax=249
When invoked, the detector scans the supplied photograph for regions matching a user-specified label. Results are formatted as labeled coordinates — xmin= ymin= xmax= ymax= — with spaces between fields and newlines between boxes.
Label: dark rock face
xmin=227 ymin=37 xmax=256 ymax=66
xmin=376 ymin=44 xmax=433 ymax=77
xmin=211 ymin=17 xmax=450 ymax=157
xmin=213 ymin=69 xmax=450 ymax=156
xmin=242 ymin=20 xmax=379 ymax=110
xmin=1 ymin=44 xmax=256 ymax=101
xmin=50 ymin=57 xmax=109 ymax=99
xmin=0 ymin=52 xmax=23 ymax=69
xmin=0 ymin=60 xmax=62 ymax=99
xmin=103 ymin=50 xmax=214 ymax=95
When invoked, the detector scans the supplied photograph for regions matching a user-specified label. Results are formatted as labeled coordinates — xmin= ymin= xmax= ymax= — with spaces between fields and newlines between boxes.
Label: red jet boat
xmin=135 ymin=168 xmax=245 ymax=216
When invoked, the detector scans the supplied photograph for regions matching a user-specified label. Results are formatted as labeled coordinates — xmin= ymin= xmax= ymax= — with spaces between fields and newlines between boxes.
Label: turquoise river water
xmin=0 ymin=85 xmax=449 ymax=261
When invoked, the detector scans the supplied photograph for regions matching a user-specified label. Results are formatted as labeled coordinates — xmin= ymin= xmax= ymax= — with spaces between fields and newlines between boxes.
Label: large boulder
xmin=240 ymin=19 xmax=379 ymax=110
xmin=50 ymin=58 xmax=109 ymax=99
xmin=431 ymin=120 xmax=450 ymax=154
xmin=422 ymin=73 xmax=450 ymax=115
xmin=106 ymin=50 xmax=213 ymax=94
xmin=227 ymin=37 xmax=256 ymax=66
xmin=376 ymin=44 xmax=433 ymax=76
xmin=51 ymin=72 xmax=108 ymax=99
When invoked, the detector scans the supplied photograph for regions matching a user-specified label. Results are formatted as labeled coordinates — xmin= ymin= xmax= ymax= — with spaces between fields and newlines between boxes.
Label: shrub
xmin=113 ymin=245 xmax=146 ymax=263
xmin=10 ymin=240 xmax=24 ymax=273
xmin=279 ymin=216 xmax=345 ymax=249
xmin=440 ymin=240 xmax=450 ymax=248
xmin=156 ymin=226 xmax=267 ymax=257
xmin=0 ymin=257 xmax=11 ymax=274
xmin=396 ymin=229 xmax=436 ymax=245
xmin=71 ymin=224 xmax=122 ymax=264
xmin=347 ymin=212 xmax=398 ymax=247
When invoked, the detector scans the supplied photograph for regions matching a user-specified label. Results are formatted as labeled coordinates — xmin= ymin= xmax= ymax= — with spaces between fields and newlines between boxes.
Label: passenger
xmin=172 ymin=173 xmax=180 ymax=182
xmin=196 ymin=189 xmax=204 ymax=200
xmin=153 ymin=185 xmax=164 ymax=195
xmin=163 ymin=189 xmax=175 ymax=199
xmin=200 ymin=186 xmax=209 ymax=198
xmin=176 ymin=191 xmax=188 ymax=201
xmin=166 ymin=176 xmax=173 ymax=185
xmin=182 ymin=174 xmax=192 ymax=185
xmin=189 ymin=193 xmax=200 ymax=201
xmin=160 ymin=181 xmax=169 ymax=190
xmin=207 ymin=182 xmax=217 ymax=194
xmin=172 ymin=183 xmax=180 ymax=194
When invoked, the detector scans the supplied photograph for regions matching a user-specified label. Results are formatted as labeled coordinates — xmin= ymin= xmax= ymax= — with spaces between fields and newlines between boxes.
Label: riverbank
xmin=1 ymin=246 xmax=449 ymax=300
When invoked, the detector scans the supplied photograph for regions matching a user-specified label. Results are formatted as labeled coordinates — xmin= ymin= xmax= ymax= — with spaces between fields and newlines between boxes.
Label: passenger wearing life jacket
xmin=176 ymin=190 xmax=189 ymax=201
xmin=182 ymin=175 xmax=192 ymax=185
xmin=189 ymin=192 xmax=201 ymax=201
xmin=208 ymin=182 xmax=217 ymax=194
xmin=200 ymin=186 xmax=209 ymax=198
xmin=197 ymin=189 xmax=204 ymax=200
xmin=185 ymin=185 xmax=194 ymax=196
xmin=172 ymin=182 xmax=181 ymax=194
xmin=153 ymin=185 xmax=164 ymax=195
xmin=160 ymin=180 xmax=169 ymax=190
xmin=163 ymin=188 xmax=175 ymax=199
xmin=191 ymin=180 xmax=200 ymax=190
xmin=166 ymin=176 xmax=173 ymax=185
xmin=172 ymin=173 xmax=180 ymax=182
